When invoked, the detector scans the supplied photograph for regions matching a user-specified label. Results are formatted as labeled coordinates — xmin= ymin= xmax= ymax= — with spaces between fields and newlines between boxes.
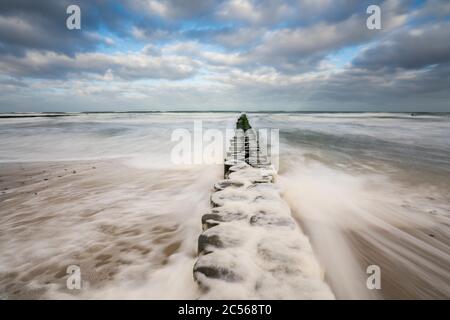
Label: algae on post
xmin=236 ymin=114 xmax=252 ymax=131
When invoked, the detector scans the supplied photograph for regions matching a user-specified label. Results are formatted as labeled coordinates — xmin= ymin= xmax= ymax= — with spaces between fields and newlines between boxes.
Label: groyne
xmin=193 ymin=114 xmax=335 ymax=299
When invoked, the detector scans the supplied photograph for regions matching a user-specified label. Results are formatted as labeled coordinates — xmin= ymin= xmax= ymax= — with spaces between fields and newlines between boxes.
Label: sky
xmin=0 ymin=0 xmax=449 ymax=112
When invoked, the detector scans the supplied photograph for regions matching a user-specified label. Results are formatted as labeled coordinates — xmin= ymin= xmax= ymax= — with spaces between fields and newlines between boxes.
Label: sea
xmin=0 ymin=112 xmax=449 ymax=299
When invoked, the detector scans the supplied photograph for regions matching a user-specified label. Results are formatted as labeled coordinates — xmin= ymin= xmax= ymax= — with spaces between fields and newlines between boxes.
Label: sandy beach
xmin=0 ymin=159 xmax=220 ymax=299
xmin=0 ymin=112 xmax=449 ymax=299
xmin=1 ymin=157 xmax=449 ymax=299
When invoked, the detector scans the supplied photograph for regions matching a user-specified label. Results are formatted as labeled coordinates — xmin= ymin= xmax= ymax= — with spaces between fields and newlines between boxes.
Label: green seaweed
xmin=236 ymin=114 xmax=252 ymax=131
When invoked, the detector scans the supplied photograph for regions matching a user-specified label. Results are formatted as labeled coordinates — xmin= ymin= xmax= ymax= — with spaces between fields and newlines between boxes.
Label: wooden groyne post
xmin=193 ymin=114 xmax=334 ymax=299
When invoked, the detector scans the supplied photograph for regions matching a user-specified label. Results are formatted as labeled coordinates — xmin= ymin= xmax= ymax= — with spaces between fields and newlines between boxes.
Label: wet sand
xmin=279 ymin=156 xmax=450 ymax=300
xmin=1 ymin=159 xmax=449 ymax=299
xmin=284 ymin=216 xmax=450 ymax=299
xmin=349 ymin=227 xmax=450 ymax=299
xmin=0 ymin=160 xmax=216 ymax=299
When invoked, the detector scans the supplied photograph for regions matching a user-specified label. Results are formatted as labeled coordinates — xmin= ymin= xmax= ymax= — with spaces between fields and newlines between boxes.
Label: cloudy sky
xmin=0 ymin=0 xmax=449 ymax=112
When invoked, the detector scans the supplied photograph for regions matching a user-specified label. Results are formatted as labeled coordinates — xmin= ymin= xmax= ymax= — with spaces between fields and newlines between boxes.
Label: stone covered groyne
xmin=193 ymin=114 xmax=335 ymax=299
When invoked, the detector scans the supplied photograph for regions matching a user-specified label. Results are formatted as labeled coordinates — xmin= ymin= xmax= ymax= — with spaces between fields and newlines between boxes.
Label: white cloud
xmin=217 ymin=0 xmax=293 ymax=25
xmin=0 ymin=48 xmax=201 ymax=80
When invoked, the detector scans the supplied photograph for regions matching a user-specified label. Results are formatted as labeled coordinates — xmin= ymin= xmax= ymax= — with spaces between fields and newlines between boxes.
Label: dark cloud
xmin=322 ymin=65 xmax=450 ymax=110
xmin=0 ymin=0 xmax=131 ymax=55
xmin=140 ymin=0 xmax=218 ymax=20
xmin=353 ymin=21 xmax=450 ymax=71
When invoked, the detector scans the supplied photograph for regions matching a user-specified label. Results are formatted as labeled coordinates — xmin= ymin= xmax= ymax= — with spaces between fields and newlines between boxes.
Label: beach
xmin=0 ymin=159 xmax=220 ymax=299
xmin=0 ymin=112 xmax=449 ymax=299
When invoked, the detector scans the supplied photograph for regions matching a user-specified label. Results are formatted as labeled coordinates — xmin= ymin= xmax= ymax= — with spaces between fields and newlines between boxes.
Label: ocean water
xmin=0 ymin=112 xmax=449 ymax=299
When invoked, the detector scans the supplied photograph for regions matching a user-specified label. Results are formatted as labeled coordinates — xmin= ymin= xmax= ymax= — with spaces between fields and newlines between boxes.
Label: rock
xmin=210 ymin=190 xmax=249 ymax=207
xmin=228 ymin=162 xmax=250 ymax=172
xmin=214 ymin=180 xmax=245 ymax=191
xmin=198 ymin=234 xmax=224 ymax=254
xmin=201 ymin=214 xmax=221 ymax=230
xmin=228 ymin=167 xmax=275 ymax=184
xmin=201 ymin=209 xmax=248 ymax=230
xmin=224 ymin=160 xmax=246 ymax=177
xmin=204 ymin=209 xmax=248 ymax=222
xmin=249 ymin=213 xmax=295 ymax=228
xmin=193 ymin=250 xmax=245 ymax=285
xmin=198 ymin=226 xmax=242 ymax=254
xmin=194 ymin=264 xmax=242 ymax=283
